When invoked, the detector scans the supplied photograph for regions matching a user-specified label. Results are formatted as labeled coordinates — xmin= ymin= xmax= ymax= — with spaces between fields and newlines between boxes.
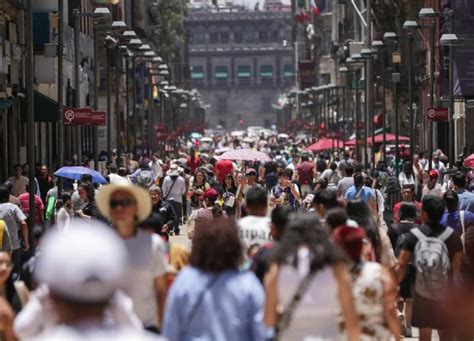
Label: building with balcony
xmin=186 ymin=8 xmax=294 ymax=128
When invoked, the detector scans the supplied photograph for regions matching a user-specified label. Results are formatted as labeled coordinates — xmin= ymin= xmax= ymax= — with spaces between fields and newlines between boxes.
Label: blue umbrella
xmin=55 ymin=166 xmax=107 ymax=184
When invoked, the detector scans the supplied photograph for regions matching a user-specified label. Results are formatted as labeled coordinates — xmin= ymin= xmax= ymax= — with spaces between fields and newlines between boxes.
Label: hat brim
xmin=96 ymin=184 xmax=152 ymax=223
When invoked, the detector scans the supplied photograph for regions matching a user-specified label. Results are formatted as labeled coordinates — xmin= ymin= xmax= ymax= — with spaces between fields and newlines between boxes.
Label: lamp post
xmin=127 ymin=38 xmax=142 ymax=156
xmin=26 ymin=0 xmax=35 ymax=228
xmin=339 ymin=65 xmax=349 ymax=149
xmin=73 ymin=7 xmax=110 ymax=163
xmin=347 ymin=56 xmax=364 ymax=161
xmin=419 ymin=8 xmax=439 ymax=170
xmin=393 ymin=72 xmax=401 ymax=176
xmin=403 ymin=20 xmax=420 ymax=165
xmin=372 ymin=39 xmax=387 ymax=162
xmin=361 ymin=47 xmax=376 ymax=169
xmin=121 ymin=31 xmax=137 ymax=154
xmin=352 ymin=52 xmax=368 ymax=167
xmin=440 ymin=33 xmax=458 ymax=167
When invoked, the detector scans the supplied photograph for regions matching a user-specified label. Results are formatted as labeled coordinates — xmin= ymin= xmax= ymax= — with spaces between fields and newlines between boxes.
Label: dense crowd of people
xmin=0 ymin=132 xmax=473 ymax=340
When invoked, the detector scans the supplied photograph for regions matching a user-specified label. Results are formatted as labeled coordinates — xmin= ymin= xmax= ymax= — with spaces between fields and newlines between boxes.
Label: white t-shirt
xmin=124 ymin=230 xmax=169 ymax=327
xmin=237 ymin=215 xmax=271 ymax=252
xmin=33 ymin=324 xmax=161 ymax=341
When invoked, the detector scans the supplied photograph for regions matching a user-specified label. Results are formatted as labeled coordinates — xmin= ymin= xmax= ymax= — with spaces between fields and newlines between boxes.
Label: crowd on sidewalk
xmin=0 ymin=132 xmax=473 ymax=340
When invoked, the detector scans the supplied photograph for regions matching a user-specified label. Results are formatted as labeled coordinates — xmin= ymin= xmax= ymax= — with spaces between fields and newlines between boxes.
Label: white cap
xmin=35 ymin=221 xmax=128 ymax=303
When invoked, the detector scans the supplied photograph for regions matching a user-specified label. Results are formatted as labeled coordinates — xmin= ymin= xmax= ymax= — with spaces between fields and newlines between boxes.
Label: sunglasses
xmin=110 ymin=198 xmax=134 ymax=209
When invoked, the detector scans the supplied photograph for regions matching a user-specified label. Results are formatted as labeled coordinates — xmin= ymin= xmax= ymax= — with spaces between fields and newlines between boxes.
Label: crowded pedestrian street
xmin=1 ymin=0 xmax=474 ymax=340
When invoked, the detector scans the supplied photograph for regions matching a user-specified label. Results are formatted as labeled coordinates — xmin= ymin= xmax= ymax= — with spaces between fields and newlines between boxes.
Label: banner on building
xmin=298 ymin=60 xmax=316 ymax=90
xmin=450 ymin=0 xmax=474 ymax=97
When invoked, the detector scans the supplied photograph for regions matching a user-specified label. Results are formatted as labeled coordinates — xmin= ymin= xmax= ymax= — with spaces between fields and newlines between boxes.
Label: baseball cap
xmin=202 ymin=188 xmax=219 ymax=201
xmin=429 ymin=169 xmax=439 ymax=179
xmin=246 ymin=168 xmax=257 ymax=175
xmin=35 ymin=221 xmax=128 ymax=303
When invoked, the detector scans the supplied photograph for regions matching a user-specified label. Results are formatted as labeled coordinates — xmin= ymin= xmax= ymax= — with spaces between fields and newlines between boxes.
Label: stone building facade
xmin=186 ymin=9 xmax=294 ymax=128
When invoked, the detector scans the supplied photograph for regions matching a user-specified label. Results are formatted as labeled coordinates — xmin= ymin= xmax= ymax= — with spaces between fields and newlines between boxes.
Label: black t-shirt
xmin=401 ymin=224 xmax=463 ymax=261
xmin=263 ymin=161 xmax=277 ymax=175
xmin=388 ymin=221 xmax=418 ymax=251
xmin=250 ymin=243 xmax=274 ymax=284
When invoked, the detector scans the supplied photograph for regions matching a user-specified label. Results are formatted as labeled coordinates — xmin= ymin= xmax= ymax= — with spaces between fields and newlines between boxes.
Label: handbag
xmin=164 ymin=177 xmax=178 ymax=201
xmin=274 ymin=270 xmax=316 ymax=340
xmin=186 ymin=275 xmax=220 ymax=328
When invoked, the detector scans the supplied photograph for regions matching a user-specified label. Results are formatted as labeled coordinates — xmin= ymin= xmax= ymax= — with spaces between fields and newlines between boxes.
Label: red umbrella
xmin=373 ymin=133 xmax=410 ymax=143
xmin=345 ymin=133 xmax=409 ymax=146
xmin=219 ymin=149 xmax=272 ymax=162
xmin=464 ymin=154 xmax=474 ymax=168
xmin=305 ymin=138 xmax=344 ymax=151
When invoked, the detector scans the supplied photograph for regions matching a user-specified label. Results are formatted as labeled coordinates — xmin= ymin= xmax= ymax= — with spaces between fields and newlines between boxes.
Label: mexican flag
xmin=295 ymin=0 xmax=320 ymax=23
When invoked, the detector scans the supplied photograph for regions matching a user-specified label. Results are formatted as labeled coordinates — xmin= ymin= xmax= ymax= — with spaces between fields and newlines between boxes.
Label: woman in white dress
xmin=264 ymin=214 xmax=359 ymax=340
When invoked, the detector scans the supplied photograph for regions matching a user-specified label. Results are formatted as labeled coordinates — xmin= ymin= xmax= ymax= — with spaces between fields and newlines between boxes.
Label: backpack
xmin=136 ymin=170 xmax=154 ymax=189
xmin=382 ymin=176 xmax=402 ymax=226
xmin=411 ymin=227 xmax=453 ymax=300
xmin=392 ymin=223 xmax=410 ymax=257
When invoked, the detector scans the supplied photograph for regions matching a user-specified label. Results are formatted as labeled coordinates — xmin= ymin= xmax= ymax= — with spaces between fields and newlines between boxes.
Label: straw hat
xmin=96 ymin=183 xmax=152 ymax=223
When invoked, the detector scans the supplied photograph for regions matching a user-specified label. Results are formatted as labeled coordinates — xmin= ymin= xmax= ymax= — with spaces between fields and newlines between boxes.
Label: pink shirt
xmin=18 ymin=193 xmax=44 ymax=224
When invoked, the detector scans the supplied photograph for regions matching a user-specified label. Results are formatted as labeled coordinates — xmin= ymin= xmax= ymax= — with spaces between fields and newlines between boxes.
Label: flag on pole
xmin=294 ymin=0 xmax=320 ymax=23
xmin=311 ymin=0 xmax=320 ymax=16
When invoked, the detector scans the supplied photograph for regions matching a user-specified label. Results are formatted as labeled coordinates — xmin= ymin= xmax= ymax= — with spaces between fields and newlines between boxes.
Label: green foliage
xmin=149 ymin=0 xmax=188 ymax=63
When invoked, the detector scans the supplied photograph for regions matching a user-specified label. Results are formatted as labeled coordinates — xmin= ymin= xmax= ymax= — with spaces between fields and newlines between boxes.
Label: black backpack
xmin=383 ymin=176 xmax=402 ymax=226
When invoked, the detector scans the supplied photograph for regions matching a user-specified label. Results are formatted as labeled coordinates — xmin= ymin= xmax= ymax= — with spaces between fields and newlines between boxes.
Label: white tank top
xmin=277 ymin=248 xmax=345 ymax=340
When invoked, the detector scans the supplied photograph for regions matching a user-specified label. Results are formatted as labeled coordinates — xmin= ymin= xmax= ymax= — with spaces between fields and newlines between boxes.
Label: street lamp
xmin=339 ymin=66 xmax=349 ymax=149
xmin=347 ymin=56 xmax=365 ymax=161
xmin=418 ymin=9 xmax=439 ymax=170
xmin=73 ymin=7 xmax=110 ymax=161
xmin=403 ymin=20 xmax=420 ymax=164
xmin=383 ymin=32 xmax=397 ymax=40
xmin=440 ymin=32 xmax=458 ymax=167
xmin=372 ymin=39 xmax=388 ymax=162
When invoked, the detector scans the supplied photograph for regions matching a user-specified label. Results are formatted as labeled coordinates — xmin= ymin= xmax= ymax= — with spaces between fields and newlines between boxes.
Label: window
xmin=215 ymin=66 xmax=228 ymax=80
xmin=259 ymin=31 xmax=268 ymax=42
xmin=190 ymin=66 xmax=204 ymax=81
xmin=209 ymin=32 xmax=218 ymax=44
xmin=234 ymin=32 xmax=243 ymax=43
xmin=283 ymin=64 xmax=294 ymax=77
xmin=220 ymin=32 xmax=229 ymax=44
xmin=192 ymin=32 xmax=205 ymax=44
xmin=260 ymin=65 xmax=274 ymax=78
xmin=237 ymin=65 xmax=251 ymax=79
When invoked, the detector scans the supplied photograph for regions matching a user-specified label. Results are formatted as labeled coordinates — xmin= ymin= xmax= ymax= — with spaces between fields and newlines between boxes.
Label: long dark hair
xmin=423 ymin=195 xmax=446 ymax=232
xmin=346 ymin=199 xmax=381 ymax=262
xmin=223 ymin=173 xmax=237 ymax=192
xmin=272 ymin=213 xmax=346 ymax=272
xmin=193 ymin=169 xmax=208 ymax=187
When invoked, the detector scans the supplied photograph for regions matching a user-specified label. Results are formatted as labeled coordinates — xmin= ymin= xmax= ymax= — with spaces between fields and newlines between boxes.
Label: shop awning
xmin=34 ymin=90 xmax=58 ymax=122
